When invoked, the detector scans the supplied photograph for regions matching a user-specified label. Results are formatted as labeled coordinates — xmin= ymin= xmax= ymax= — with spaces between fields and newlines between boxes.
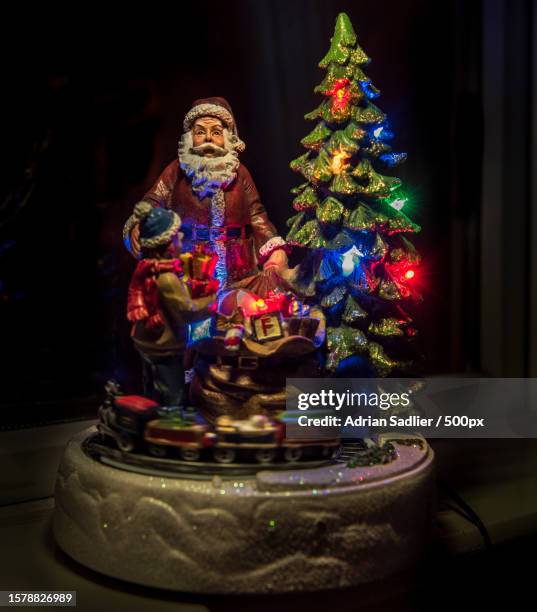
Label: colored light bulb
xmin=341 ymin=245 xmax=363 ymax=276
xmin=390 ymin=198 xmax=406 ymax=211
xmin=373 ymin=127 xmax=384 ymax=138
xmin=326 ymin=78 xmax=351 ymax=112
xmin=331 ymin=148 xmax=351 ymax=174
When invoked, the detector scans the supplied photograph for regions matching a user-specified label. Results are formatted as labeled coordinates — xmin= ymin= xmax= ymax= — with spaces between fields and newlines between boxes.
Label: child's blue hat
xmin=123 ymin=202 xmax=182 ymax=249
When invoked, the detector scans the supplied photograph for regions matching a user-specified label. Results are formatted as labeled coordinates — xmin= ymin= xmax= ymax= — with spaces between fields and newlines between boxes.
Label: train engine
xmin=97 ymin=381 xmax=161 ymax=452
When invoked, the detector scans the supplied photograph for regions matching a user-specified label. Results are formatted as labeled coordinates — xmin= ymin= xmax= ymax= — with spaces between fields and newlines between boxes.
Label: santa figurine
xmin=123 ymin=97 xmax=290 ymax=287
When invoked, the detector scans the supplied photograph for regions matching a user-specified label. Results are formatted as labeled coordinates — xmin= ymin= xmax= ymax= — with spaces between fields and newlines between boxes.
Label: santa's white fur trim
xmin=184 ymin=103 xmax=235 ymax=132
xmin=259 ymin=236 xmax=287 ymax=258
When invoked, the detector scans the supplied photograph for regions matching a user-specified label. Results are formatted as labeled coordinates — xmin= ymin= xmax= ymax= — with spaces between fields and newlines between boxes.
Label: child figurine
xmin=124 ymin=202 xmax=217 ymax=407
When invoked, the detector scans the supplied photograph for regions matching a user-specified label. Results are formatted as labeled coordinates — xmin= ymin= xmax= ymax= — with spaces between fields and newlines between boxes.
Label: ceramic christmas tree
xmin=287 ymin=12 xmax=421 ymax=377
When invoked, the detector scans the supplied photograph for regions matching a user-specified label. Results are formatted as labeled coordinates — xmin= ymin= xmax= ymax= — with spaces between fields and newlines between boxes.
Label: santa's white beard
xmin=178 ymin=131 xmax=241 ymax=199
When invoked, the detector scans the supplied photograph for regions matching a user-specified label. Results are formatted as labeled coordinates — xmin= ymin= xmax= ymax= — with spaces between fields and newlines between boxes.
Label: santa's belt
xmin=204 ymin=353 xmax=287 ymax=371
xmin=182 ymin=225 xmax=252 ymax=241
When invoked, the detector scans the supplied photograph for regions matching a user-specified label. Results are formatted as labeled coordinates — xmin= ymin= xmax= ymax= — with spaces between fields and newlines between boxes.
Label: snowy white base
xmin=53 ymin=428 xmax=434 ymax=594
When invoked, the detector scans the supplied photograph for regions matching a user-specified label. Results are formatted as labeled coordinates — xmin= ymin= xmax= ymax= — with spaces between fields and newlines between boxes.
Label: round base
xmin=53 ymin=428 xmax=434 ymax=594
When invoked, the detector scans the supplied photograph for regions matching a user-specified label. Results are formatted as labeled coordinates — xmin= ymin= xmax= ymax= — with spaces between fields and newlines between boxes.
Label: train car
xmin=210 ymin=415 xmax=283 ymax=464
xmin=280 ymin=438 xmax=339 ymax=461
xmin=210 ymin=414 xmax=339 ymax=463
xmin=278 ymin=409 xmax=340 ymax=461
xmin=143 ymin=417 xmax=213 ymax=461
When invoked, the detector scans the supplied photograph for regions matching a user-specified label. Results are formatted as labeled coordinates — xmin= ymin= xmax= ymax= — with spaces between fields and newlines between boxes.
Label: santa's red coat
xmin=139 ymin=160 xmax=284 ymax=283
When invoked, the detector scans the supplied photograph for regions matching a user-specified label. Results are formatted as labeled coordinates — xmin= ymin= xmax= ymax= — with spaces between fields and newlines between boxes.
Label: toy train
xmin=97 ymin=383 xmax=339 ymax=464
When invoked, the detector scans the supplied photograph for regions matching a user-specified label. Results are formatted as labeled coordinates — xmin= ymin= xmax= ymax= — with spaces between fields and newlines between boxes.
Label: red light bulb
xmin=326 ymin=78 xmax=350 ymax=112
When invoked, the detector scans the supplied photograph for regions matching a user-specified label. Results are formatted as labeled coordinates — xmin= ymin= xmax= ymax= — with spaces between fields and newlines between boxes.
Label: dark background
xmin=0 ymin=0 xmax=532 ymax=427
